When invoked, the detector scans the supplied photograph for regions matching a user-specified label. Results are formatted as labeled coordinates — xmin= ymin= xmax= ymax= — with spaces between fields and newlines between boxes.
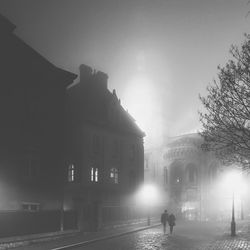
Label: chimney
xmin=79 ymin=64 xmax=93 ymax=83
xmin=94 ymin=71 xmax=108 ymax=89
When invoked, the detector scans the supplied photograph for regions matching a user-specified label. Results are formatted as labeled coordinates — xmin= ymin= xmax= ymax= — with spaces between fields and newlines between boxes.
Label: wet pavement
xmin=3 ymin=220 xmax=250 ymax=250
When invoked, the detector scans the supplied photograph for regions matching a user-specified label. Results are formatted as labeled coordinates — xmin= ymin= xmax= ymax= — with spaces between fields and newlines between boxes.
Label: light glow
xmin=136 ymin=184 xmax=159 ymax=206
xmin=219 ymin=170 xmax=247 ymax=198
xmin=122 ymin=73 xmax=164 ymax=147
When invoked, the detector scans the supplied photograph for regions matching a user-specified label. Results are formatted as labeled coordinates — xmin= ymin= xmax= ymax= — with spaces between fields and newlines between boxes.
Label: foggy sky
xmin=0 ymin=0 xmax=249 ymax=147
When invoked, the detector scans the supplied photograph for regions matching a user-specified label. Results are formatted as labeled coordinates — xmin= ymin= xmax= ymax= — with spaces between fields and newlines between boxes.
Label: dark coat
xmin=161 ymin=212 xmax=168 ymax=224
xmin=168 ymin=214 xmax=176 ymax=226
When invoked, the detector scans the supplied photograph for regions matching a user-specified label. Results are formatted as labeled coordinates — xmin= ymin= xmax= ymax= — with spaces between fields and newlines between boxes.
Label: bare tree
xmin=199 ymin=34 xmax=250 ymax=171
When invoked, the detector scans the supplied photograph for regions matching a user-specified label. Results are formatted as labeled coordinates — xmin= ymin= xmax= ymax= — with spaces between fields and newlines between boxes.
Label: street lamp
xmin=221 ymin=170 xmax=247 ymax=236
xmin=231 ymin=191 xmax=236 ymax=236
xmin=137 ymin=184 xmax=158 ymax=226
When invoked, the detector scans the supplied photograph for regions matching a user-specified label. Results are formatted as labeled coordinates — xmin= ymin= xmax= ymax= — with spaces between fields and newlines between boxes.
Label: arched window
xmin=110 ymin=168 xmax=118 ymax=184
xmin=189 ymin=167 xmax=197 ymax=183
xmin=68 ymin=164 xmax=75 ymax=182
xmin=164 ymin=167 xmax=168 ymax=185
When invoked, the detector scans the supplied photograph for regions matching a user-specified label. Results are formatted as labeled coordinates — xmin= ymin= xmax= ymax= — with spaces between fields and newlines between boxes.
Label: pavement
xmin=1 ymin=219 xmax=250 ymax=249
xmin=0 ymin=219 xmax=160 ymax=250
xmin=201 ymin=220 xmax=250 ymax=250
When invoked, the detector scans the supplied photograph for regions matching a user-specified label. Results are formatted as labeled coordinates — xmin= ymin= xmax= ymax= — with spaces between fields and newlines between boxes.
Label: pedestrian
xmin=168 ymin=213 xmax=176 ymax=234
xmin=161 ymin=209 xmax=169 ymax=234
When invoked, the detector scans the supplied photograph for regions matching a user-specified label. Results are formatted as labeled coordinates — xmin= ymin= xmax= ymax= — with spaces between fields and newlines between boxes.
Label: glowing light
xmin=220 ymin=170 xmax=247 ymax=197
xmin=137 ymin=184 xmax=159 ymax=206
xmin=122 ymin=73 xmax=164 ymax=147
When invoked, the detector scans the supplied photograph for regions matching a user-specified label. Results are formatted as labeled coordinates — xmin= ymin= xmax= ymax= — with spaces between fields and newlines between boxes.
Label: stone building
xmin=65 ymin=64 xmax=145 ymax=231
xmin=145 ymin=133 xmax=221 ymax=220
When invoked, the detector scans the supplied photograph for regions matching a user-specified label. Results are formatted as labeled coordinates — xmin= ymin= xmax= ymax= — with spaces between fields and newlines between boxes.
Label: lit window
xmin=110 ymin=168 xmax=118 ymax=184
xmin=91 ymin=167 xmax=98 ymax=182
xmin=68 ymin=164 xmax=75 ymax=182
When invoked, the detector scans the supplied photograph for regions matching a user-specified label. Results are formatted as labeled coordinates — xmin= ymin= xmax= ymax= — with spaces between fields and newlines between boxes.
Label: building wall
xmin=0 ymin=14 xmax=77 ymax=212
xmin=65 ymin=65 xmax=145 ymax=230
xmin=145 ymin=134 xmax=221 ymax=220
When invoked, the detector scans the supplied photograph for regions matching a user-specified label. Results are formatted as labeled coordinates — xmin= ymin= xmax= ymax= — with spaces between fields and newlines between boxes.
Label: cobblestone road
xmin=74 ymin=221 xmax=250 ymax=250
xmin=6 ymin=221 xmax=250 ymax=250
xmin=74 ymin=222 xmax=220 ymax=250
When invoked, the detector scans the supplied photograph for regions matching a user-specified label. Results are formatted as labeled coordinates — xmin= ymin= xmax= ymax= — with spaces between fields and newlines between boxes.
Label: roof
xmin=0 ymin=13 xmax=77 ymax=87
xmin=68 ymin=65 xmax=145 ymax=138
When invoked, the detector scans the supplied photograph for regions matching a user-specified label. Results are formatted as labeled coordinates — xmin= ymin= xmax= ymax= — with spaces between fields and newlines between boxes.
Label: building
xmin=64 ymin=64 xmax=145 ymax=231
xmin=145 ymin=133 xmax=221 ymax=220
xmin=0 ymin=14 xmax=77 ymax=236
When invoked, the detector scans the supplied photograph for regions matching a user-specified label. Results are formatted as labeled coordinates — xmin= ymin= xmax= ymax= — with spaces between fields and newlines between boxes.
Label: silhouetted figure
xmin=161 ymin=209 xmax=169 ymax=234
xmin=168 ymin=213 xmax=176 ymax=234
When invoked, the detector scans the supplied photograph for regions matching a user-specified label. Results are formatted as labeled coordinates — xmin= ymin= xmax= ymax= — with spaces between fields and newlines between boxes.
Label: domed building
xmin=145 ymin=133 xmax=221 ymax=220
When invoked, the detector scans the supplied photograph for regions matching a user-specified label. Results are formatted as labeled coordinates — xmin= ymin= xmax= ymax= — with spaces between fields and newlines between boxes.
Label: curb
xmin=0 ymin=230 xmax=79 ymax=244
xmin=51 ymin=223 xmax=161 ymax=250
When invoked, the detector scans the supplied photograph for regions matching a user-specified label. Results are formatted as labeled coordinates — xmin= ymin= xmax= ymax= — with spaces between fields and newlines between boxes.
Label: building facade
xmin=65 ymin=65 xmax=145 ymax=231
xmin=145 ymin=133 xmax=221 ymax=220
xmin=0 ymin=14 xmax=77 ymax=236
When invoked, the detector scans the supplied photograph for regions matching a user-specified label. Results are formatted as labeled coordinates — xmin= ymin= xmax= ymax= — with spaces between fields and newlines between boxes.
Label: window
xmin=92 ymin=134 xmax=101 ymax=154
xmin=164 ymin=167 xmax=168 ymax=184
xmin=22 ymin=202 xmax=40 ymax=212
xmin=189 ymin=167 xmax=197 ymax=183
xmin=129 ymin=144 xmax=136 ymax=160
xmin=22 ymin=152 xmax=40 ymax=179
xmin=110 ymin=168 xmax=118 ymax=184
xmin=68 ymin=164 xmax=75 ymax=182
xmin=186 ymin=165 xmax=198 ymax=184
xmin=91 ymin=167 xmax=98 ymax=182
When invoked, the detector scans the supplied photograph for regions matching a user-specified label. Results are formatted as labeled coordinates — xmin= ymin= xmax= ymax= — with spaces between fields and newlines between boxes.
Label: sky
xmin=0 ymin=0 xmax=250 ymax=148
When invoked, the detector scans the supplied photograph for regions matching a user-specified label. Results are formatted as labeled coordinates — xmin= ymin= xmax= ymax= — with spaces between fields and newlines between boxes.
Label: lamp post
xmin=221 ymin=170 xmax=247 ymax=237
xmin=231 ymin=192 xmax=236 ymax=236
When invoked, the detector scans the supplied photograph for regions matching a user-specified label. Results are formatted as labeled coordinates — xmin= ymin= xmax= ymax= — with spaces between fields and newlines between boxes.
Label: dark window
xmin=22 ymin=203 xmax=40 ymax=212
xmin=93 ymin=134 xmax=101 ymax=154
xmin=22 ymin=153 xmax=40 ymax=180
xmin=129 ymin=144 xmax=136 ymax=160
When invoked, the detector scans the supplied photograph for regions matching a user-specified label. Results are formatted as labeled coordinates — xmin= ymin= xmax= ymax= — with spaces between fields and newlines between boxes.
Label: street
xmin=71 ymin=221 xmax=225 ymax=250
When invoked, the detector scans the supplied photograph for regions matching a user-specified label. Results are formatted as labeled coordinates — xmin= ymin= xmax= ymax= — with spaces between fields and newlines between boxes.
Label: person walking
xmin=161 ymin=209 xmax=169 ymax=234
xmin=168 ymin=213 xmax=176 ymax=234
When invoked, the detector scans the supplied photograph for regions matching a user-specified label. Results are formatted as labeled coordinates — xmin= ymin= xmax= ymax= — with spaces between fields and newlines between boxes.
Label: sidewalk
xmin=0 ymin=219 xmax=160 ymax=250
xmin=201 ymin=220 xmax=250 ymax=250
